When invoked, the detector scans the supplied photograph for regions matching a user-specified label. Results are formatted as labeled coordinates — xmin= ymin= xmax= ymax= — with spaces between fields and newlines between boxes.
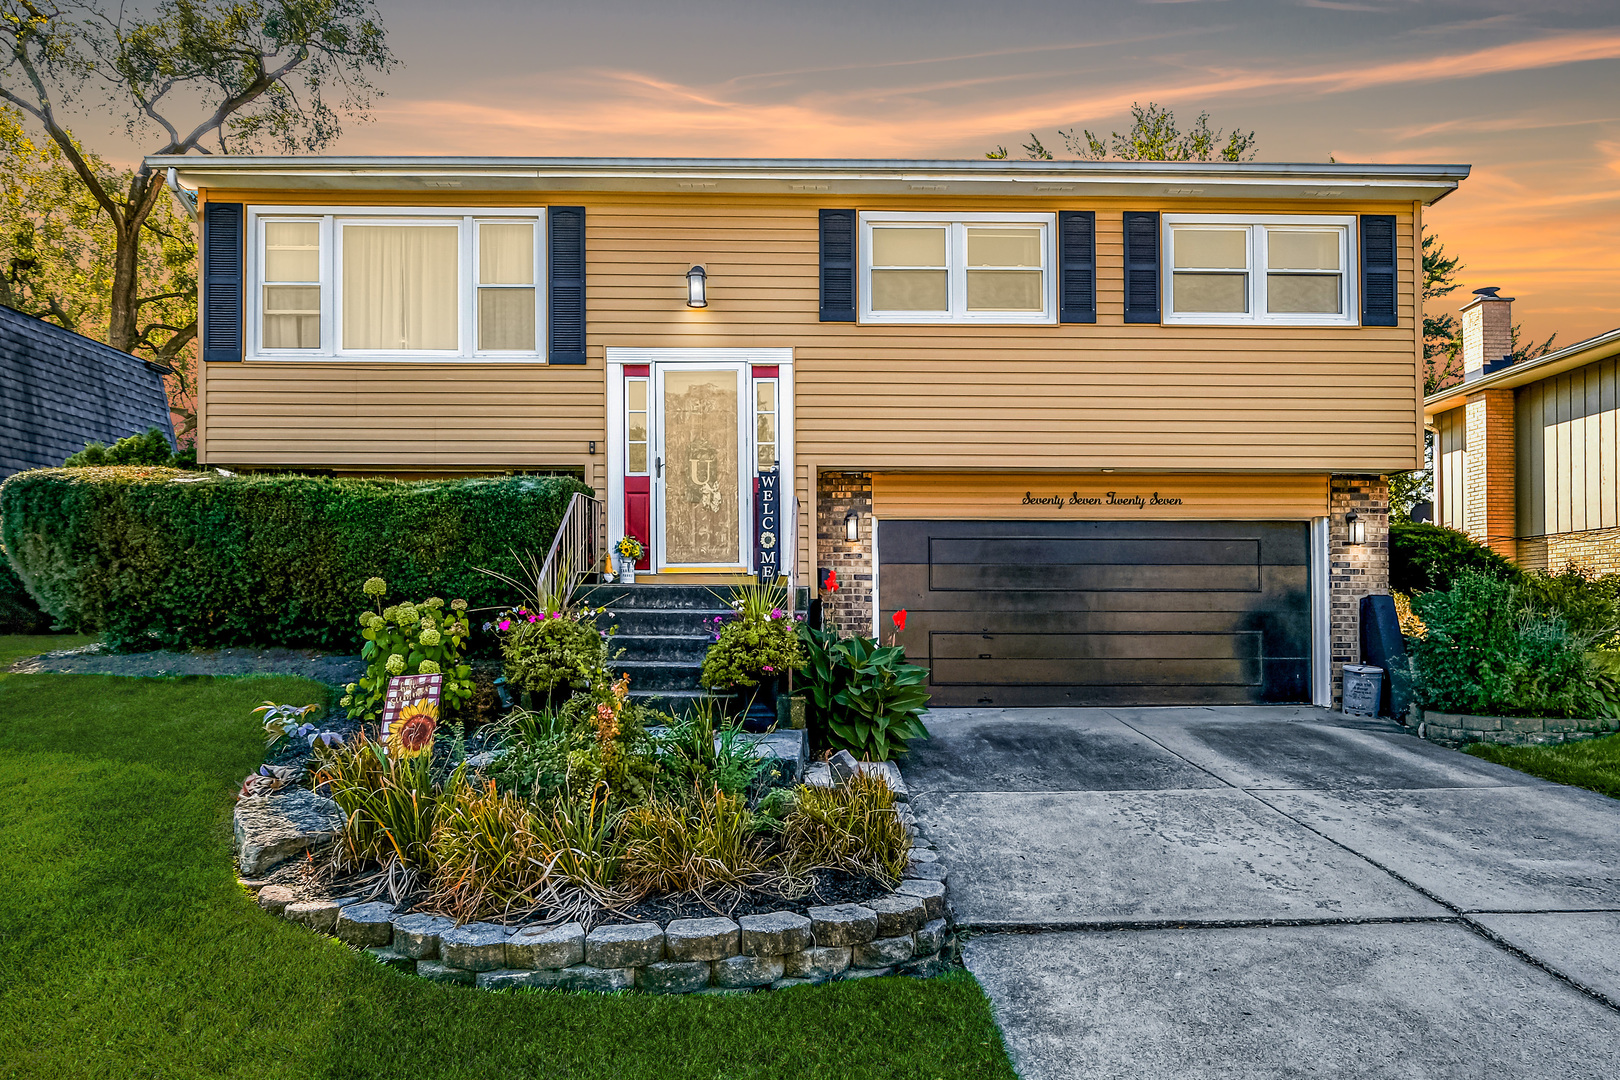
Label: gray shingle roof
xmin=0 ymin=305 xmax=176 ymax=477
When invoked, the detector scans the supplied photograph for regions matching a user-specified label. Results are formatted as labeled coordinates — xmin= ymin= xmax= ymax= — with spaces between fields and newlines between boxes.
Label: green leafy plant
xmin=799 ymin=624 xmax=931 ymax=760
xmin=500 ymin=608 xmax=608 ymax=704
xmin=1519 ymin=566 xmax=1620 ymax=650
xmin=700 ymin=583 xmax=803 ymax=690
xmin=252 ymin=700 xmax=340 ymax=750
xmin=344 ymin=579 xmax=472 ymax=722
xmin=1410 ymin=570 xmax=1607 ymax=720
xmin=779 ymin=772 xmax=910 ymax=883
xmin=315 ymin=731 xmax=447 ymax=874
xmin=656 ymin=696 xmax=766 ymax=799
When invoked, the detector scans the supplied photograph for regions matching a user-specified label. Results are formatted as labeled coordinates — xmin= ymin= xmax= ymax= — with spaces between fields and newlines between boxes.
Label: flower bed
xmin=232 ymin=577 xmax=947 ymax=993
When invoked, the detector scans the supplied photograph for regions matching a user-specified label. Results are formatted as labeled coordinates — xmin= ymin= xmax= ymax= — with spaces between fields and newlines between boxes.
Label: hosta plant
xmin=345 ymin=578 xmax=473 ymax=722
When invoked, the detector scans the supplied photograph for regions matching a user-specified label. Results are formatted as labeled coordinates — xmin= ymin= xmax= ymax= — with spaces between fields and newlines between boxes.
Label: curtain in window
xmin=342 ymin=224 xmax=459 ymax=350
xmin=477 ymin=222 xmax=536 ymax=350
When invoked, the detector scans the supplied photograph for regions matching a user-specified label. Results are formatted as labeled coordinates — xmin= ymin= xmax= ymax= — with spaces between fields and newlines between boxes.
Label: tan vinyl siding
xmin=198 ymin=191 xmax=1421 ymax=475
xmin=1434 ymin=405 xmax=1467 ymax=530
xmin=1516 ymin=356 xmax=1620 ymax=538
xmin=872 ymin=472 xmax=1329 ymax=520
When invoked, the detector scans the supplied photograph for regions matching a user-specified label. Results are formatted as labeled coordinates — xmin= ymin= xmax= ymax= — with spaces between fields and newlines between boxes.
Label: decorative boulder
xmin=233 ymin=788 xmax=345 ymax=876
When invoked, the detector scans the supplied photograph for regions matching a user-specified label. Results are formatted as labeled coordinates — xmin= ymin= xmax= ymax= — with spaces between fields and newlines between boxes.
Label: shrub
xmin=1518 ymin=565 xmax=1620 ymax=649
xmin=655 ymin=699 xmax=767 ymax=799
xmin=0 ymin=467 xmax=590 ymax=650
xmin=0 ymin=546 xmax=50 ymax=633
xmin=344 ymin=583 xmax=473 ymax=721
xmin=1390 ymin=522 xmax=1518 ymax=594
xmin=799 ymin=625 xmax=931 ymax=760
xmin=1410 ymin=571 xmax=1607 ymax=719
xmin=779 ymin=772 xmax=910 ymax=883
xmin=62 ymin=427 xmax=177 ymax=468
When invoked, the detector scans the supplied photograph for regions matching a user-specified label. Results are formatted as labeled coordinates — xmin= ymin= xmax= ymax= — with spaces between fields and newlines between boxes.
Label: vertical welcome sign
xmin=755 ymin=468 xmax=780 ymax=583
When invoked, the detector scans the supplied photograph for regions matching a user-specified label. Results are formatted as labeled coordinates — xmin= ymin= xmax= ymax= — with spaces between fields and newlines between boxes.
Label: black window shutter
xmin=202 ymin=202 xmax=243 ymax=362
xmin=1123 ymin=211 xmax=1160 ymax=324
xmin=549 ymin=206 xmax=587 ymax=364
xmin=1360 ymin=214 xmax=1398 ymax=327
xmin=819 ymin=209 xmax=857 ymax=322
xmin=1058 ymin=210 xmax=1096 ymax=324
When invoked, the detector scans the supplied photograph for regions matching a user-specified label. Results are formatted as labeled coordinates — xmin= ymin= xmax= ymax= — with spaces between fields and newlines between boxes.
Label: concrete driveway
xmin=908 ymin=706 xmax=1620 ymax=1079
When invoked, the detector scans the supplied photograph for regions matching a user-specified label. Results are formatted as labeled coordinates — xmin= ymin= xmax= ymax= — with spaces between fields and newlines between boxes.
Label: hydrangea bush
xmin=343 ymin=577 xmax=473 ymax=722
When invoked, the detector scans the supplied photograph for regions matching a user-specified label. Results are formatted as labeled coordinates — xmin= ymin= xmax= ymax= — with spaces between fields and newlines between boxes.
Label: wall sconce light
xmin=845 ymin=509 xmax=860 ymax=542
xmin=686 ymin=264 xmax=708 ymax=308
xmin=1345 ymin=510 xmax=1366 ymax=546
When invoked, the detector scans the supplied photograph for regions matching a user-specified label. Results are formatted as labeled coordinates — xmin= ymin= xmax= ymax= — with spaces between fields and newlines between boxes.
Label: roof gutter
xmin=165 ymin=167 xmax=198 ymax=220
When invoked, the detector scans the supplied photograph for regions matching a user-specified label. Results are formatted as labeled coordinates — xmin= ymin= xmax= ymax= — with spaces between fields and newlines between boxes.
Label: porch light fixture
xmin=1345 ymin=510 xmax=1366 ymax=546
xmin=845 ymin=509 xmax=860 ymax=542
xmin=686 ymin=264 xmax=708 ymax=307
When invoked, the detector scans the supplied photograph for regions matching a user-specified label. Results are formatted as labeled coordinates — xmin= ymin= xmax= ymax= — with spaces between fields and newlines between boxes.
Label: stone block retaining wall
xmin=1419 ymin=710 xmax=1619 ymax=747
xmin=252 ymin=866 xmax=952 ymax=994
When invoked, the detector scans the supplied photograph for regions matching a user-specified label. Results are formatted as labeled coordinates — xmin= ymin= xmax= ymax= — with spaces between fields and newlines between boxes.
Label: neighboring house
xmin=0 ymin=304 xmax=176 ymax=478
xmin=152 ymin=154 xmax=1467 ymax=708
xmin=1426 ymin=291 xmax=1620 ymax=574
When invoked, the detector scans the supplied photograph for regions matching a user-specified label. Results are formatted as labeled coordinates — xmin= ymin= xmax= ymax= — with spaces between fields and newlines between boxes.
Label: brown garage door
xmin=879 ymin=520 xmax=1311 ymax=707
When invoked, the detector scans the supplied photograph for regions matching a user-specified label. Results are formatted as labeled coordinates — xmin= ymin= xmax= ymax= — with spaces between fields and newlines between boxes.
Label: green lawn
xmin=1466 ymin=733 xmax=1620 ymax=800
xmin=0 ymin=663 xmax=1015 ymax=1080
xmin=0 ymin=632 xmax=98 ymax=669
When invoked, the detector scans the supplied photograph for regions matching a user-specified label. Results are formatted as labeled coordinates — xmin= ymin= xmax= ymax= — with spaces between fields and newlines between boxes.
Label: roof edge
xmin=1424 ymin=325 xmax=1620 ymax=416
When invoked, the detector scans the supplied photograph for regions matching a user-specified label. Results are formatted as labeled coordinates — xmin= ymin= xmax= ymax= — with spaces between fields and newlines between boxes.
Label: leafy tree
xmin=0 ymin=104 xmax=200 ymax=436
xmin=0 ymin=0 xmax=394 ymax=437
xmin=1422 ymin=232 xmax=1465 ymax=396
xmin=988 ymin=102 xmax=1256 ymax=162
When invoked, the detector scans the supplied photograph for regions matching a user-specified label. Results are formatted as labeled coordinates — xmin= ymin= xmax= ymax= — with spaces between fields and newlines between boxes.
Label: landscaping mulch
xmin=9 ymin=642 xmax=367 ymax=685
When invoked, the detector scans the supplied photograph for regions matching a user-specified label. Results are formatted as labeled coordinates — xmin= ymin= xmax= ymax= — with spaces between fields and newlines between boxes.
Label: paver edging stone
xmin=1420 ymin=709 xmax=1619 ymax=748
xmin=245 ymin=766 xmax=956 ymax=994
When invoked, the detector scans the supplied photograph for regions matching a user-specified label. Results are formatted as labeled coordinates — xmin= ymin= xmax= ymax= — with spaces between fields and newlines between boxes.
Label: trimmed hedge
xmin=0 ymin=468 xmax=591 ymax=651
xmin=1389 ymin=522 xmax=1519 ymax=595
xmin=1 ymin=547 xmax=51 ymax=633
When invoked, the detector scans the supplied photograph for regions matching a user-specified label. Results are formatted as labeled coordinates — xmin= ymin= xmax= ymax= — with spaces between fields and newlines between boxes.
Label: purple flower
xmin=771 ymin=608 xmax=784 ymax=619
xmin=498 ymin=619 xmax=511 ymax=631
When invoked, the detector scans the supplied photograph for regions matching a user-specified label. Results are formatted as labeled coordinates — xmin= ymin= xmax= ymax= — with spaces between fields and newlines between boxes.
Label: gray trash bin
xmin=1342 ymin=664 xmax=1383 ymax=718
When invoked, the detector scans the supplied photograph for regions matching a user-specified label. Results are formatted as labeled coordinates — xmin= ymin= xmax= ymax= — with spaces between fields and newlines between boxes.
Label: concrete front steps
xmin=575 ymin=583 xmax=731 ymax=716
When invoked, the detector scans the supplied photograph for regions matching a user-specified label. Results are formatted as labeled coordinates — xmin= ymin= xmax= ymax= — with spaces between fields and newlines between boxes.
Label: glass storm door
xmin=653 ymin=364 xmax=748 ymax=571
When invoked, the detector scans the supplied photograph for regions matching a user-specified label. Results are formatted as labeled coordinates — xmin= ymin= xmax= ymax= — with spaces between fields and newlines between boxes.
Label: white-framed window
xmin=860 ymin=212 xmax=1057 ymax=324
xmin=248 ymin=206 xmax=545 ymax=360
xmin=625 ymin=376 xmax=649 ymax=475
xmin=754 ymin=377 xmax=778 ymax=471
xmin=1163 ymin=214 xmax=1357 ymax=327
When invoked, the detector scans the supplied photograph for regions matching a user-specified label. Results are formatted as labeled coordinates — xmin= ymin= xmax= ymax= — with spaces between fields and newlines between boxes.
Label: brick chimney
xmin=1460 ymin=286 xmax=1514 ymax=380
xmin=1459 ymin=286 xmax=1518 ymax=559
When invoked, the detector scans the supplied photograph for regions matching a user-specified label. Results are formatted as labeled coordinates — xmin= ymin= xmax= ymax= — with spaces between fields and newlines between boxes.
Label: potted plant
xmin=700 ymin=583 xmax=805 ymax=730
xmin=615 ymin=536 xmax=644 ymax=584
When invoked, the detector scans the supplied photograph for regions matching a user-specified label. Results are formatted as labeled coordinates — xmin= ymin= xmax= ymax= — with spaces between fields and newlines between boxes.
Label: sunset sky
xmin=111 ymin=0 xmax=1620 ymax=347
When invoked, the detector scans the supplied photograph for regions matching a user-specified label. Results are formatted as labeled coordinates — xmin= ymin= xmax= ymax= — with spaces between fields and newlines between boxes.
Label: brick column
xmin=815 ymin=471 xmax=873 ymax=636
xmin=1329 ymin=475 xmax=1390 ymax=706
xmin=1463 ymin=388 xmax=1516 ymax=559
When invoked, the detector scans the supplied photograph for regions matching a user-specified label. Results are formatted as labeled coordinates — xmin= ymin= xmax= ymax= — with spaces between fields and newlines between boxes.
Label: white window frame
xmin=246 ymin=205 xmax=546 ymax=362
xmin=859 ymin=211 xmax=1058 ymax=325
xmin=1162 ymin=213 xmax=1358 ymax=328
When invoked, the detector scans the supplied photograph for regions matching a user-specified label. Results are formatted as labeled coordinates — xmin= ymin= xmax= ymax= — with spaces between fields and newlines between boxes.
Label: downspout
xmin=166 ymin=167 xmax=198 ymax=220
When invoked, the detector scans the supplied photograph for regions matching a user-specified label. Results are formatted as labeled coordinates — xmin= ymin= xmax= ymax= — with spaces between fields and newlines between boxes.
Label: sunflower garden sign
xmin=381 ymin=674 xmax=442 ymax=760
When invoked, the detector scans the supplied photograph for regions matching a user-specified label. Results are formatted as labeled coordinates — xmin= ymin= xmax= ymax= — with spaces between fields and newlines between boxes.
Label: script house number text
xmin=1021 ymin=490 xmax=1186 ymax=510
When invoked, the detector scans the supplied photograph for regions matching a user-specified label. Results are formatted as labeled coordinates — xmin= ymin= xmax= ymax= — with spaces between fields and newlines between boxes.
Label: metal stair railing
xmin=478 ymin=491 xmax=604 ymax=611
